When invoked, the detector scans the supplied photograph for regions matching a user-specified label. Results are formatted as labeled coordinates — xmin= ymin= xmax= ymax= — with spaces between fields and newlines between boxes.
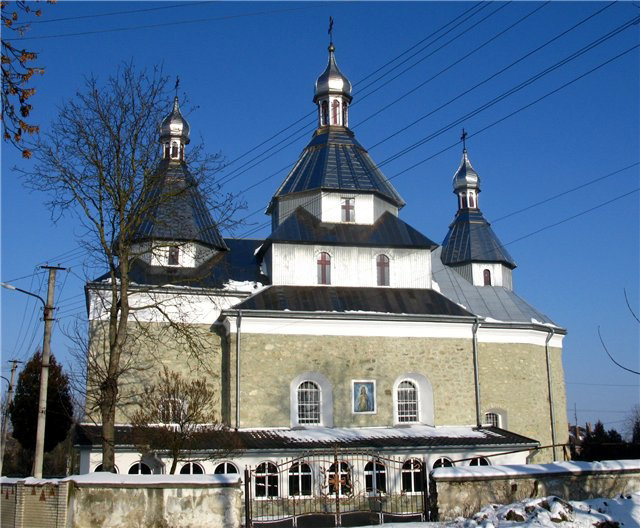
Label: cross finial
xmin=174 ymin=76 xmax=180 ymax=97
xmin=328 ymin=16 xmax=334 ymax=44
xmin=461 ymin=128 xmax=468 ymax=151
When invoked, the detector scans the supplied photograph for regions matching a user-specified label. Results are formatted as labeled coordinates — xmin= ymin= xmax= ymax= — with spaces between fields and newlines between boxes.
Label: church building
xmin=77 ymin=39 xmax=569 ymax=500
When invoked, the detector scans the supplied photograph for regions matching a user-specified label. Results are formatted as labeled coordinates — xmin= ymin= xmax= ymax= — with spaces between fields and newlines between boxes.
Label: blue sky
xmin=1 ymin=2 xmax=638 ymax=436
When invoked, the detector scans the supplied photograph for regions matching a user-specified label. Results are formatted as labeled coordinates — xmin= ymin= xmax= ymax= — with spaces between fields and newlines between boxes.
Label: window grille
xmin=297 ymin=381 xmax=321 ymax=424
xmin=397 ymin=380 xmax=418 ymax=422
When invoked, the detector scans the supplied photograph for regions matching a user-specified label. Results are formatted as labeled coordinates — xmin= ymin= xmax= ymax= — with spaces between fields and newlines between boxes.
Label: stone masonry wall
xmin=85 ymin=321 xmax=223 ymax=424
xmin=432 ymin=461 xmax=640 ymax=520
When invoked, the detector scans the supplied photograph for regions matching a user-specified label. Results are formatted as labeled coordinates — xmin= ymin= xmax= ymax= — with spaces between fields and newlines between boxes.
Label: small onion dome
xmin=159 ymin=96 xmax=190 ymax=144
xmin=314 ymin=43 xmax=352 ymax=103
xmin=453 ymin=149 xmax=480 ymax=192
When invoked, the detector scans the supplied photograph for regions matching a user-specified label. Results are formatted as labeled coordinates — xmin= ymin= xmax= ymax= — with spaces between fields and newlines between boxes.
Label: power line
xmin=9 ymin=4 xmax=326 ymax=41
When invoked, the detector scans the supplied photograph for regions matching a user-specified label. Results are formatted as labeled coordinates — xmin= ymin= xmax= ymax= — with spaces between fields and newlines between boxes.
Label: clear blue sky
xmin=1 ymin=2 xmax=638 ymax=436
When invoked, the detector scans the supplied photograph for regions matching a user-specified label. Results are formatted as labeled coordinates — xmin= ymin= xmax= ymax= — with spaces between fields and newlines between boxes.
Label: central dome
xmin=160 ymin=96 xmax=190 ymax=143
xmin=314 ymin=43 xmax=352 ymax=103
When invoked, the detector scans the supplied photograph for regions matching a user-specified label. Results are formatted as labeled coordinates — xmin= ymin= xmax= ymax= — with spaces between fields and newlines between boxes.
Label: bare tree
xmin=1 ymin=0 xmax=55 ymax=158
xmin=20 ymin=63 xmax=243 ymax=471
xmin=131 ymin=367 xmax=240 ymax=474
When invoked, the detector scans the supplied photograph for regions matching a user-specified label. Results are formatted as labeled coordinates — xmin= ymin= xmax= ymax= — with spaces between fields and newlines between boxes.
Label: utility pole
xmin=32 ymin=265 xmax=65 ymax=478
xmin=0 ymin=360 xmax=21 ymax=476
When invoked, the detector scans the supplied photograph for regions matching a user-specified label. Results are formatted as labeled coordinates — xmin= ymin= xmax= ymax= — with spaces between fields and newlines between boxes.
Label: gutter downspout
xmin=545 ymin=327 xmax=557 ymax=460
xmin=236 ymin=310 xmax=242 ymax=430
xmin=472 ymin=318 xmax=481 ymax=427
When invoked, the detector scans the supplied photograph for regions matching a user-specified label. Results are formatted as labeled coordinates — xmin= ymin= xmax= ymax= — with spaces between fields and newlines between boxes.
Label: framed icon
xmin=352 ymin=380 xmax=376 ymax=414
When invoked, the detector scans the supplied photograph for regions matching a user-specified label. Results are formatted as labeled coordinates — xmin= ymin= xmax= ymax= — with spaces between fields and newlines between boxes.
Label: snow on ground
xmin=357 ymin=492 xmax=640 ymax=527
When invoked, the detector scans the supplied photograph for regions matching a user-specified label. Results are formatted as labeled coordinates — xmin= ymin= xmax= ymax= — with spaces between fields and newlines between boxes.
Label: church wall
xmin=270 ymin=243 xmax=432 ymax=288
xmin=276 ymin=191 xmax=320 ymax=226
xmin=227 ymin=333 xmax=477 ymax=429
xmin=84 ymin=320 xmax=223 ymax=424
xmin=477 ymin=343 xmax=568 ymax=463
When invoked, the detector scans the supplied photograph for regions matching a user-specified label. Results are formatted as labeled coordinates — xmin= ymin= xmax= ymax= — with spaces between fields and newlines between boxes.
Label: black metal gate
xmin=245 ymin=449 xmax=432 ymax=527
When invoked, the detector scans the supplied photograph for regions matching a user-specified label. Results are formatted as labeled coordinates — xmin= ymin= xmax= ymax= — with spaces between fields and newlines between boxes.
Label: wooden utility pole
xmin=0 ymin=360 xmax=21 ymax=475
xmin=32 ymin=265 xmax=64 ymax=478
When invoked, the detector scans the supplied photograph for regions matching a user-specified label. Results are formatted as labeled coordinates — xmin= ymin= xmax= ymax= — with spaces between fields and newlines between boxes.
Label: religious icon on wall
xmin=352 ymin=380 xmax=376 ymax=414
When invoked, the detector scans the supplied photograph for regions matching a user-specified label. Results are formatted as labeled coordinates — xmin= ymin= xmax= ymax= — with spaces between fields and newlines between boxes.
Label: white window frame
xmin=290 ymin=372 xmax=333 ymax=427
xmin=392 ymin=373 xmax=434 ymax=425
xmin=214 ymin=461 xmax=239 ymax=474
xmin=297 ymin=381 xmax=321 ymax=425
xmin=483 ymin=408 xmax=507 ymax=429
xmin=396 ymin=379 xmax=419 ymax=423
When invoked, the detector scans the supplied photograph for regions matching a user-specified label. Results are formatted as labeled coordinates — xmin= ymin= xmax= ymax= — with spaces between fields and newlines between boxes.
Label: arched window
xmin=180 ymin=462 xmax=204 ymax=474
xmin=214 ymin=462 xmax=238 ymax=474
xmin=168 ymin=246 xmax=179 ymax=266
xmin=255 ymin=462 xmax=278 ymax=497
xmin=469 ymin=457 xmax=490 ymax=466
xmin=484 ymin=412 xmax=500 ymax=428
xmin=321 ymin=101 xmax=329 ymax=126
xmin=460 ymin=194 xmax=468 ymax=209
xmin=94 ymin=463 xmax=119 ymax=473
xmin=171 ymin=142 xmax=179 ymax=158
xmin=468 ymin=191 xmax=476 ymax=208
xmin=401 ymin=459 xmax=423 ymax=493
xmin=159 ymin=398 xmax=185 ymax=423
xmin=164 ymin=143 xmax=170 ymax=159
xmin=364 ymin=460 xmax=386 ymax=494
xmin=376 ymin=254 xmax=390 ymax=286
xmin=342 ymin=102 xmax=348 ymax=126
xmin=289 ymin=462 xmax=312 ymax=496
xmin=179 ymin=144 xmax=184 ymax=161
xmin=332 ymin=100 xmax=340 ymax=125
xmin=317 ymin=252 xmax=331 ymax=285
xmin=483 ymin=269 xmax=491 ymax=286
xmin=128 ymin=462 xmax=151 ymax=474
xmin=432 ymin=457 xmax=454 ymax=469
xmin=397 ymin=380 xmax=418 ymax=422
xmin=297 ymin=381 xmax=321 ymax=424
xmin=328 ymin=461 xmax=351 ymax=496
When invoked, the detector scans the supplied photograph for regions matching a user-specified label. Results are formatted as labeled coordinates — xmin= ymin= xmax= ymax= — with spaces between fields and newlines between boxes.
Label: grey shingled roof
xmin=262 ymin=207 xmax=437 ymax=251
xmin=233 ymin=285 xmax=473 ymax=317
xmin=270 ymin=127 xmax=405 ymax=209
xmin=432 ymin=247 xmax=559 ymax=326
xmin=441 ymin=210 xmax=515 ymax=269
xmin=132 ymin=160 xmax=227 ymax=251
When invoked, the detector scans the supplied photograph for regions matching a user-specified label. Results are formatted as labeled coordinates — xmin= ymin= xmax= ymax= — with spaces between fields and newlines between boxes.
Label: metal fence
xmin=245 ymin=449 xmax=433 ymax=527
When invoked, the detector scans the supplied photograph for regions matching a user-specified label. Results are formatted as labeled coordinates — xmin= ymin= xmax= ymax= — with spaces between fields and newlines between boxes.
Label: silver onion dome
xmin=453 ymin=149 xmax=480 ymax=192
xmin=159 ymin=96 xmax=190 ymax=143
xmin=314 ymin=43 xmax=352 ymax=103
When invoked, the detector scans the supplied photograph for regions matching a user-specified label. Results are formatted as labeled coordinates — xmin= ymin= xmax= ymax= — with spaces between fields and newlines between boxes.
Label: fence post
xmin=244 ymin=468 xmax=252 ymax=528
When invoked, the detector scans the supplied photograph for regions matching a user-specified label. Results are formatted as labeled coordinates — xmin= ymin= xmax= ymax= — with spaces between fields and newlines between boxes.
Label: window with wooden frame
xmin=317 ymin=252 xmax=331 ymax=285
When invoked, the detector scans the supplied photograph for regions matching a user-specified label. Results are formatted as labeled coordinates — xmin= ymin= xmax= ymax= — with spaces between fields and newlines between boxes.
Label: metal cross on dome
xmin=461 ymin=128 xmax=468 ymax=150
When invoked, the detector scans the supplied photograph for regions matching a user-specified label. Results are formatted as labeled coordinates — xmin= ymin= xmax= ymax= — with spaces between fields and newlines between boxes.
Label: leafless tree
xmin=1 ymin=0 xmax=55 ymax=158
xmin=131 ymin=367 xmax=240 ymax=474
xmin=20 ymin=63 xmax=244 ymax=471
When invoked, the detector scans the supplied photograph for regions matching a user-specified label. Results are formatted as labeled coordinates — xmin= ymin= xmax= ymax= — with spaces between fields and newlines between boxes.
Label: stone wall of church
xmin=477 ymin=343 xmax=568 ymax=463
xmin=229 ymin=333 xmax=478 ymax=429
xmin=84 ymin=321 xmax=223 ymax=424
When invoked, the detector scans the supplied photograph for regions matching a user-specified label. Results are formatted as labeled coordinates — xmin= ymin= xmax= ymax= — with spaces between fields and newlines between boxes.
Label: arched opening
xmin=376 ymin=254 xmax=390 ymax=286
xmin=289 ymin=462 xmax=312 ymax=496
xmin=255 ymin=462 xmax=278 ymax=497
xmin=432 ymin=457 xmax=454 ymax=469
xmin=364 ymin=460 xmax=386 ymax=494
xmin=171 ymin=142 xmax=179 ymax=158
xmin=483 ymin=269 xmax=491 ymax=286
xmin=401 ymin=459 xmax=423 ymax=493
xmin=321 ymin=101 xmax=329 ymax=126
xmin=128 ymin=462 xmax=151 ymax=474
xmin=342 ymin=102 xmax=348 ymax=126
xmin=180 ymin=462 xmax=204 ymax=474
xmin=332 ymin=100 xmax=340 ymax=125
xmin=214 ymin=462 xmax=238 ymax=474
xmin=397 ymin=380 xmax=418 ymax=422
xmin=297 ymin=381 xmax=321 ymax=424
xmin=328 ymin=461 xmax=351 ymax=496
xmin=469 ymin=457 xmax=490 ymax=466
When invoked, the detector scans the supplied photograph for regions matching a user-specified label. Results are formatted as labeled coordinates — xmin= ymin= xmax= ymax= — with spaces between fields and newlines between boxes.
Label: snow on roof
xmin=432 ymin=459 xmax=640 ymax=480
xmin=240 ymin=424 xmax=493 ymax=442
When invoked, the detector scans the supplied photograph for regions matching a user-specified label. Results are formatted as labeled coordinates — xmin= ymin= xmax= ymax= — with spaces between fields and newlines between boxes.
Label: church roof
xmin=432 ymin=247 xmax=559 ymax=326
xmin=269 ymin=127 xmax=405 ymax=211
xmin=440 ymin=209 xmax=516 ymax=268
xmin=131 ymin=159 xmax=227 ymax=251
xmin=262 ymin=207 xmax=437 ymax=251
xmin=75 ymin=423 xmax=538 ymax=451
xmin=231 ymin=285 xmax=472 ymax=317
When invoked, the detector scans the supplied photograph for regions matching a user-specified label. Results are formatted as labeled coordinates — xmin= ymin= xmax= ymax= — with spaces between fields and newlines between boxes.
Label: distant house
xmin=77 ymin=41 xmax=568 ymax=496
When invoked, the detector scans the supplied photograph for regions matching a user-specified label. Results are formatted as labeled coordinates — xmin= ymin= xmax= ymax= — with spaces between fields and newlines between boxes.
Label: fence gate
xmin=245 ymin=449 xmax=433 ymax=527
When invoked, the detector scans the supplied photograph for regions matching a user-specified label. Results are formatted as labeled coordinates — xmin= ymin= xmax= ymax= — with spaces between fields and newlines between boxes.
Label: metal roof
xmin=263 ymin=207 xmax=437 ymax=250
xmin=232 ymin=285 xmax=472 ymax=317
xmin=131 ymin=159 xmax=227 ymax=251
xmin=75 ymin=424 xmax=538 ymax=451
xmin=441 ymin=209 xmax=516 ymax=268
xmin=271 ymin=127 xmax=405 ymax=210
xmin=432 ymin=247 xmax=559 ymax=326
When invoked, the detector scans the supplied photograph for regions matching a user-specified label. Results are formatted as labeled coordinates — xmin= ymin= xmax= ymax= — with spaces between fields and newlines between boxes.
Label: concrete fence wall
xmin=431 ymin=459 xmax=640 ymax=521
xmin=0 ymin=474 xmax=242 ymax=528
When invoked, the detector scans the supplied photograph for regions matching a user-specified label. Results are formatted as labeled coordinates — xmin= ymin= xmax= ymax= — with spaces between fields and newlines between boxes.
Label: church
xmin=77 ymin=39 xmax=569 ymax=504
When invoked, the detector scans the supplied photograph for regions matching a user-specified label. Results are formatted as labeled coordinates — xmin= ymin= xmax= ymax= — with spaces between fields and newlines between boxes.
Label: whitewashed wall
xmin=471 ymin=263 xmax=512 ymax=290
xmin=87 ymin=287 xmax=251 ymax=324
xmin=269 ymin=243 xmax=432 ymax=288
xmin=131 ymin=241 xmax=218 ymax=268
xmin=276 ymin=191 xmax=320 ymax=226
